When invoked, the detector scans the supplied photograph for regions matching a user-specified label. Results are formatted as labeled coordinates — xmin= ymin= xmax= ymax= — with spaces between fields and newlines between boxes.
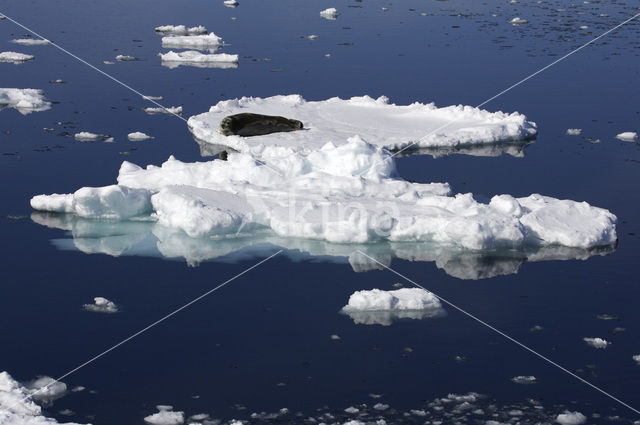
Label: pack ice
xmin=187 ymin=95 xmax=538 ymax=157
xmin=31 ymin=134 xmax=616 ymax=251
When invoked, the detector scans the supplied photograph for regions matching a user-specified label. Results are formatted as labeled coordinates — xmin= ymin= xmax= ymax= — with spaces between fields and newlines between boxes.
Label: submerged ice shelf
xmin=187 ymin=95 xmax=538 ymax=157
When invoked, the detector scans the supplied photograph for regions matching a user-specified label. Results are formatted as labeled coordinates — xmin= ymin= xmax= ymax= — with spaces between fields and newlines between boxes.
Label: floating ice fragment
xmin=25 ymin=376 xmax=67 ymax=402
xmin=161 ymin=33 xmax=223 ymax=50
xmin=583 ymin=337 xmax=609 ymax=349
xmin=142 ymin=95 xmax=163 ymax=101
xmin=566 ymin=128 xmax=582 ymax=136
xmin=83 ymin=296 xmax=118 ymax=313
xmin=143 ymin=105 xmax=182 ymax=115
xmin=509 ymin=17 xmax=528 ymax=25
xmin=224 ymin=0 xmax=239 ymax=6
xmin=144 ymin=406 xmax=185 ymax=425
xmin=159 ymin=50 xmax=238 ymax=66
xmin=128 ymin=131 xmax=153 ymax=141
xmin=330 ymin=334 xmax=341 ymax=340
xmin=373 ymin=403 xmax=389 ymax=411
xmin=511 ymin=375 xmax=537 ymax=384
xmin=616 ymin=131 xmax=638 ymax=142
xmin=155 ymin=25 xmax=207 ymax=35
xmin=556 ymin=410 xmax=586 ymax=424
xmin=188 ymin=95 xmax=538 ymax=156
xmin=0 ymin=88 xmax=51 ymax=114
xmin=74 ymin=131 xmax=111 ymax=142
xmin=115 ymin=54 xmax=139 ymax=61
xmin=320 ymin=8 xmax=339 ymax=20
xmin=633 ymin=354 xmax=640 ymax=364
xmin=12 ymin=38 xmax=51 ymax=45
xmin=344 ymin=406 xmax=359 ymax=414
xmin=0 ymin=51 xmax=34 ymax=63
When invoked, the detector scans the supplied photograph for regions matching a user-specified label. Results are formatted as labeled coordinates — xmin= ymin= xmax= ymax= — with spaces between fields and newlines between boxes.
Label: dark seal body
xmin=220 ymin=113 xmax=303 ymax=137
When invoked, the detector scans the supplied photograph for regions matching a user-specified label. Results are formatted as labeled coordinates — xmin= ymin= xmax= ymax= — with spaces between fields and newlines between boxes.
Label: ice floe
xmin=224 ymin=0 xmax=239 ymax=7
xmin=74 ymin=132 xmax=113 ymax=142
xmin=566 ymin=128 xmax=582 ymax=136
xmin=161 ymin=33 xmax=223 ymax=50
xmin=159 ymin=50 xmax=238 ymax=68
xmin=25 ymin=376 xmax=67 ymax=403
xmin=320 ymin=7 xmax=339 ymax=20
xmin=144 ymin=405 xmax=184 ymax=425
xmin=0 ymin=372 xmax=86 ymax=425
xmin=510 ymin=375 xmax=537 ymax=384
xmin=634 ymin=354 xmax=640 ymax=364
xmin=128 ymin=131 xmax=153 ymax=141
xmin=143 ymin=106 xmax=183 ymax=115
xmin=115 ymin=54 xmax=139 ymax=61
xmin=187 ymin=95 xmax=538 ymax=157
xmin=0 ymin=88 xmax=51 ymax=114
xmin=342 ymin=288 xmax=445 ymax=325
xmin=155 ymin=25 xmax=207 ymax=35
xmin=583 ymin=337 xmax=609 ymax=348
xmin=509 ymin=17 xmax=528 ymax=25
xmin=83 ymin=296 xmax=118 ymax=313
xmin=616 ymin=131 xmax=638 ymax=142
xmin=0 ymin=51 xmax=34 ymax=63
xmin=30 ymin=133 xmax=617 ymax=258
xmin=11 ymin=38 xmax=51 ymax=46
xmin=556 ymin=410 xmax=586 ymax=424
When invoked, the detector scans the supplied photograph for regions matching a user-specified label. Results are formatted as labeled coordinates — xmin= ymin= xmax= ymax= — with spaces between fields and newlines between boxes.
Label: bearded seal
xmin=220 ymin=113 xmax=303 ymax=137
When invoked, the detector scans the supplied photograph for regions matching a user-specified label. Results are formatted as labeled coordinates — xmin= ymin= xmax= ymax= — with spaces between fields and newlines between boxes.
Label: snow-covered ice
xmin=144 ymin=406 xmax=185 ymax=425
xmin=320 ymin=8 xmax=339 ymax=20
xmin=11 ymin=38 xmax=51 ymax=46
xmin=0 ymin=372 xmax=86 ymax=425
xmin=556 ymin=411 xmax=586 ymax=424
xmin=342 ymin=288 xmax=445 ymax=325
xmin=143 ymin=106 xmax=183 ymax=115
xmin=161 ymin=33 xmax=223 ymax=50
xmin=0 ymin=51 xmax=34 ymax=63
xmin=566 ymin=128 xmax=582 ymax=136
xmin=509 ymin=17 xmax=528 ymax=25
xmin=74 ymin=132 xmax=112 ymax=142
xmin=31 ymin=133 xmax=617 ymax=252
xmin=224 ymin=0 xmax=239 ymax=7
xmin=128 ymin=131 xmax=153 ymax=141
xmin=583 ymin=337 xmax=609 ymax=348
xmin=510 ymin=375 xmax=537 ymax=384
xmin=83 ymin=296 xmax=118 ymax=313
xmin=159 ymin=50 xmax=238 ymax=67
xmin=187 ymin=95 xmax=538 ymax=157
xmin=616 ymin=131 xmax=638 ymax=142
xmin=634 ymin=354 xmax=640 ymax=364
xmin=115 ymin=54 xmax=139 ymax=61
xmin=0 ymin=88 xmax=51 ymax=114
xmin=25 ymin=376 xmax=67 ymax=402
xmin=155 ymin=25 xmax=207 ymax=35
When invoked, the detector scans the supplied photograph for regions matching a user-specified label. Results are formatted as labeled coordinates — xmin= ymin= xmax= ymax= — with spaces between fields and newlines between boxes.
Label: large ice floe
xmin=159 ymin=51 xmax=239 ymax=69
xmin=0 ymin=51 xmax=34 ymax=63
xmin=155 ymin=25 xmax=207 ymax=35
xmin=30 ymin=96 xmax=616 ymax=272
xmin=0 ymin=88 xmax=51 ymax=114
xmin=342 ymin=288 xmax=446 ymax=325
xmin=0 ymin=372 xmax=86 ymax=425
xmin=187 ymin=95 xmax=538 ymax=157
xmin=161 ymin=33 xmax=223 ymax=50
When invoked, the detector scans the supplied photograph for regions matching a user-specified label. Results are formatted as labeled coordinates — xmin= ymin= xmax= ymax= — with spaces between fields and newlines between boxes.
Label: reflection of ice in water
xmin=343 ymin=309 xmax=446 ymax=326
xmin=31 ymin=212 xmax=615 ymax=280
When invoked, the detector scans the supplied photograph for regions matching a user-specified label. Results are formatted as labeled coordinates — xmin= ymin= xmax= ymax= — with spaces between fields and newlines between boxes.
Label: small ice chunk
xmin=583 ymin=337 xmax=609 ymax=349
xmin=373 ymin=403 xmax=389 ymax=411
xmin=115 ymin=54 xmax=139 ymax=61
xmin=0 ymin=51 xmax=34 ymax=63
xmin=155 ymin=25 xmax=207 ymax=35
xmin=344 ymin=406 xmax=359 ymax=414
xmin=0 ymin=88 xmax=51 ymax=114
xmin=142 ymin=95 xmax=163 ymax=101
xmin=305 ymin=35 xmax=319 ymax=40
xmin=224 ymin=0 xmax=239 ymax=6
xmin=616 ymin=131 xmax=638 ymax=142
xmin=510 ymin=375 xmax=537 ymax=384
xmin=83 ymin=297 xmax=118 ymax=313
xmin=343 ymin=288 xmax=441 ymax=311
xmin=25 ymin=376 xmax=67 ymax=402
xmin=12 ymin=38 xmax=51 ymax=45
xmin=161 ymin=33 xmax=223 ymax=50
xmin=566 ymin=128 xmax=582 ymax=136
xmin=509 ymin=17 xmax=528 ymax=25
xmin=556 ymin=410 xmax=586 ymax=424
xmin=144 ymin=407 xmax=185 ymax=425
xmin=330 ymin=334 xmax=340 ymax=340
xmin=320 ymin=8 xmax=339 ymax=20
xmin=74 ymin=131 xmax=111 ymax=142
xmin=159 ymin=50 xmax=238 ymax=64
xmin=144 ymin=105 xmax=183 ymax=115
xmin=633 ymin=354 xmax=640 ymax=364
xmin=128 ymin=131 xmax=153 ymax=141
xmin=579 ymin=25 xmax=589 ymax=30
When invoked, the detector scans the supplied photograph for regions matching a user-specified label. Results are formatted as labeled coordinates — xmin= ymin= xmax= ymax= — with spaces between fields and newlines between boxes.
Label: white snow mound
xmin=0 ymin=88 xmax=51 ymax=114
xmin=187 ymin=95 xmax=538 ymax=156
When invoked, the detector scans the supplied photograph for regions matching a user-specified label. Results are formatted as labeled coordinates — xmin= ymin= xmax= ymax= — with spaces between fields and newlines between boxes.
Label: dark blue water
xmin=1 ymin=0 xmax=639 ymax=423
